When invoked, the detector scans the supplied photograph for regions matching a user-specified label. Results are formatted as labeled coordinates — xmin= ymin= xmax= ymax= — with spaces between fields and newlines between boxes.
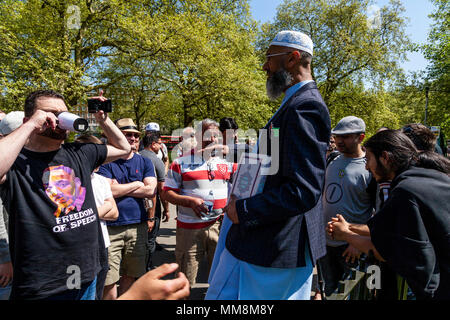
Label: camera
xmin=57 ymin=112 xmax=89 ymax=132
xmin=87 ymin=98 xmax=112 ymax=113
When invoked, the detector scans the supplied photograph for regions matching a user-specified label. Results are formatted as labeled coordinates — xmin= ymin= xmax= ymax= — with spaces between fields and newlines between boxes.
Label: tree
xmin=0 ymin=0 xmax=169 ymax=111
xmin=257 ymin=0 xmax=411 ymax=115
xmin=421 ymin=0 xmax=449 ymax=137
xmin=152 ymin=0 xmax=270 ymax=129
xmin=0 ymin=0 xmax=273 ymax=134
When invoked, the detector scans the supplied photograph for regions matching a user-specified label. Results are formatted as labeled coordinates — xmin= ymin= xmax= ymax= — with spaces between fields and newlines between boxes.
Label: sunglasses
xmin=125 ymin=132 xmax=141 ymax=138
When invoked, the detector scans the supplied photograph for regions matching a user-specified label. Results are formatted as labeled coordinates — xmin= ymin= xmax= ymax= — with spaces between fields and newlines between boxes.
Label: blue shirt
xmin=98 ymin=153 xmax=155 ymax=226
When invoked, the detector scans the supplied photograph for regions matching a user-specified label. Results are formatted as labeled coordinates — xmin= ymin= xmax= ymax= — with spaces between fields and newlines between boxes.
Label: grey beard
xmin=266 ymin=69 xmax=293 ymax=100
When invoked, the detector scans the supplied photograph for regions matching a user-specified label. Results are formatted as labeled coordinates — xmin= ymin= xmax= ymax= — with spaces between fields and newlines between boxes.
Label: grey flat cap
xmin=331 ymin=116 xmax=366 ymax=135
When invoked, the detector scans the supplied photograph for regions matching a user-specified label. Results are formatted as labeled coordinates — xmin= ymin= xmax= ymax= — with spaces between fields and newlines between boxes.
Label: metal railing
xmin=324 ymin=256 xmax=409 ymax=300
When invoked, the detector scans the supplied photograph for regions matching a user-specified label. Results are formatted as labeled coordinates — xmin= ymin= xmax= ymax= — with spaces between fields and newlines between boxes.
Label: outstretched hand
xmin=118 ymin=263 xmax=190 ymax=300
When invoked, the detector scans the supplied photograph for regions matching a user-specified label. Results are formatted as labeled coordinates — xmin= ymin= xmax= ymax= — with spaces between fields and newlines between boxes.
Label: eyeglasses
xmin=265 ymin=51 xmax=296 ymax=61
xmin=207 ymin=162 xmax=215 ymax=181
xmin=125 ymin=132 xmax=140 ymax=139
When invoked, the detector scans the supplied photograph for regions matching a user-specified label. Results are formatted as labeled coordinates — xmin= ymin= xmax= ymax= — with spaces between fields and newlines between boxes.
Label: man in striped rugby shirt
xmin=164 ymin=119 xmax=237 ymax=287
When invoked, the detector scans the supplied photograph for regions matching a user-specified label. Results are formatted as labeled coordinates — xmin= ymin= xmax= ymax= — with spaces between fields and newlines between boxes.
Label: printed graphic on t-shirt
xmin=42 ymin=165 xmax=96 ymax=233
xmin=43 ymin=165 xmax=86 ymax=217
xmin=217 ymin=164 xmax=228 ymax=176
xmin=325 ymin=182 xmax=343 ymax=204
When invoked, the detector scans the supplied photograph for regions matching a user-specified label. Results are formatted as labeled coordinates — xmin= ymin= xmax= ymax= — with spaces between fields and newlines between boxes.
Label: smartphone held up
xmin=87 ymin=98 xmax=112 ymax=113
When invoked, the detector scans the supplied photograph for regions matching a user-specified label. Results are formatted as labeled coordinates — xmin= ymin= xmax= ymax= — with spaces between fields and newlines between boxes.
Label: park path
xmin=151 ymin=203 xmax=317 ymax=300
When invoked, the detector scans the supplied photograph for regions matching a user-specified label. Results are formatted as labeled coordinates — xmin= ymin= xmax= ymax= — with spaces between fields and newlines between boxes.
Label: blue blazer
xmin=225 ymin=81 xmax=331 ymax=268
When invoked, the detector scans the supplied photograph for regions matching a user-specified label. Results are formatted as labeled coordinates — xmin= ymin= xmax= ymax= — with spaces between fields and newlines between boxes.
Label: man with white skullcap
xmin=207 ymin=31 xmax=331 ymax=300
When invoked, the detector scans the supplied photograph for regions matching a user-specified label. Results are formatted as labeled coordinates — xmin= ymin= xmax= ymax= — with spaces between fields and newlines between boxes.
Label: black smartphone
xmin=87 ymin=98 xmax=112 ymax=113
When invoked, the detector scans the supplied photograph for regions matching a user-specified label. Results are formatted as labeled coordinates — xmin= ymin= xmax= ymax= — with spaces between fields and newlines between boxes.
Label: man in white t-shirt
xmin=75 ymin=134 xmax=119 ymax=299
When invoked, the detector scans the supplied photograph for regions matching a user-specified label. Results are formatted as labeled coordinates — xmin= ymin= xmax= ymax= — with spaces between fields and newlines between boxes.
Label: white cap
xmin=145 ymin=122 xmax=160 ymax=131
xmin=0 ymin=111 xmax=24 ymax=135
xmin=270 ymin=30 xmax=314 ymax=56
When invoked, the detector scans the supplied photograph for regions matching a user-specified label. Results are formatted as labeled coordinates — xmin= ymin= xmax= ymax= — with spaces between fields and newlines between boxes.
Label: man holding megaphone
xmin=0 ymin=90 xmax=190 ymax=300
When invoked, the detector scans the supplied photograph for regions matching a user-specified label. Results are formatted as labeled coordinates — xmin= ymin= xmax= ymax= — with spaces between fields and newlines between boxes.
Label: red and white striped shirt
xmin=164 ymin=154 xmax=237 ymax=228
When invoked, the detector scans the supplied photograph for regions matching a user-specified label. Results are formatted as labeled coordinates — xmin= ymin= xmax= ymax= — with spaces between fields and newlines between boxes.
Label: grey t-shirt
xmin=322 ymin=154 xmax=374 ymax=247
xmin=140 ymin=149 xmax=165 ymax=182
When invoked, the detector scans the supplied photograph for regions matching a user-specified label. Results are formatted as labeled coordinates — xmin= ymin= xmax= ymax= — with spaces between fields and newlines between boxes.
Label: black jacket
xmin=368 ymin=166 xmax=450 ymax=300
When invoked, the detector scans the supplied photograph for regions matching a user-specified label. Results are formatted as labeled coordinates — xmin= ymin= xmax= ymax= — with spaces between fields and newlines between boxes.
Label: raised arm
xmin=93 ymin=110 xmax=130 ymax=164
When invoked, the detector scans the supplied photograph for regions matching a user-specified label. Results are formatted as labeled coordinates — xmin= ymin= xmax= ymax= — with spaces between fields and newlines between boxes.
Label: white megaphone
xmin=57 ymin=112 xmax=89 ymax=132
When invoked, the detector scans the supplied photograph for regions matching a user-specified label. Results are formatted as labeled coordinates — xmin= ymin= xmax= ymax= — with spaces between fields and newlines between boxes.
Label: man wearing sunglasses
xmin=97 ymin=118 xmax=157 ymax=300
xmin=0 ymin=90 xmax=132 ymax=300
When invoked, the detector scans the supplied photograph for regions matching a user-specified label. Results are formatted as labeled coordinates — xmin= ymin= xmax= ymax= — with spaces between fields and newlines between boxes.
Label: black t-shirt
xmin=0 ymin=142 xmax=107 ymax=299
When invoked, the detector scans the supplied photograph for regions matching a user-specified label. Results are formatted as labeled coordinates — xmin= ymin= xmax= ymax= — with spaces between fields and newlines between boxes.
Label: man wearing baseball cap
xmin=207 ymin=30 xmax=331 ymax=300
xmin=141 ymin=122 xmax=169 ymax=172
xmin=317 ymin=116 xmax=376 ymax=298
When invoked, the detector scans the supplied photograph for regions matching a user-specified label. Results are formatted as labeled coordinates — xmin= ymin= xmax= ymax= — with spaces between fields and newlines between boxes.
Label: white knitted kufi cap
xmin=269 ymin=30 xmax=314 ymax=56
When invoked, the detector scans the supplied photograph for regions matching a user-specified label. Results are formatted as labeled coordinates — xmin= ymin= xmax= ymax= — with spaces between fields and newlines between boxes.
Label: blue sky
xmin=249 ymin=0 xmax=435 ymax=74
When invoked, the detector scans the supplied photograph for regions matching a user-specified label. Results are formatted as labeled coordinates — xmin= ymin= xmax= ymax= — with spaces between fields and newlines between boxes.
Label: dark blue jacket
xmin=226 ymin=81 xmax=331 ymax=268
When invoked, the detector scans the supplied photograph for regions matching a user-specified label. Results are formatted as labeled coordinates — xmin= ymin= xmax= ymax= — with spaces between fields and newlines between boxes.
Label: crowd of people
xmin=0 ymin=30 xmax=449 ymax=301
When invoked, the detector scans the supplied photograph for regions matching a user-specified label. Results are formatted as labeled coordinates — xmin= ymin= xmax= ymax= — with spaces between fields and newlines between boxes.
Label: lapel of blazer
xmin=264 ymin=81 xmax=317 ymax=129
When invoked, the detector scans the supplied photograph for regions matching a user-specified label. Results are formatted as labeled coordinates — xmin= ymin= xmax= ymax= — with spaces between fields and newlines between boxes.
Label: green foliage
xmin=0 ymin=0 xmax=445 ymax=140
xmin=420 ymin=0 xmax=449 ymax=137
xmin=258 ymin=0 xmax=410 ymax=103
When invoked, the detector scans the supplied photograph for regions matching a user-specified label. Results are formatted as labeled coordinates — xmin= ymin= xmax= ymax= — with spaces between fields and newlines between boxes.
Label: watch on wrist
xmin=148 ymin=217 xmax=155 ymax=222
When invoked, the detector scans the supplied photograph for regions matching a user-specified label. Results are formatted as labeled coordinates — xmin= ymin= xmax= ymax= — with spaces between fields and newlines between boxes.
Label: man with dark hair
xmin=142 ymin=122 xmax=169 ymax=172
xmin=219 ymin=117 xmax=249 ymax=163
xmin=0 ymin=91 xmax=190 ymax=300
xmin=24 ymin=90 xmax=66 ymax=117
xmin=0 ymin=90 xmax=131 ymax=300
xmin=140 ymin=134 xmax=170 ymax=271
xmin=328 ymin=130 xmax=450 ymax=300
xmin=318 ymin=116 xmax=375 ymax=297
xmin=402 ymin=123 xmax=437 ymax=152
